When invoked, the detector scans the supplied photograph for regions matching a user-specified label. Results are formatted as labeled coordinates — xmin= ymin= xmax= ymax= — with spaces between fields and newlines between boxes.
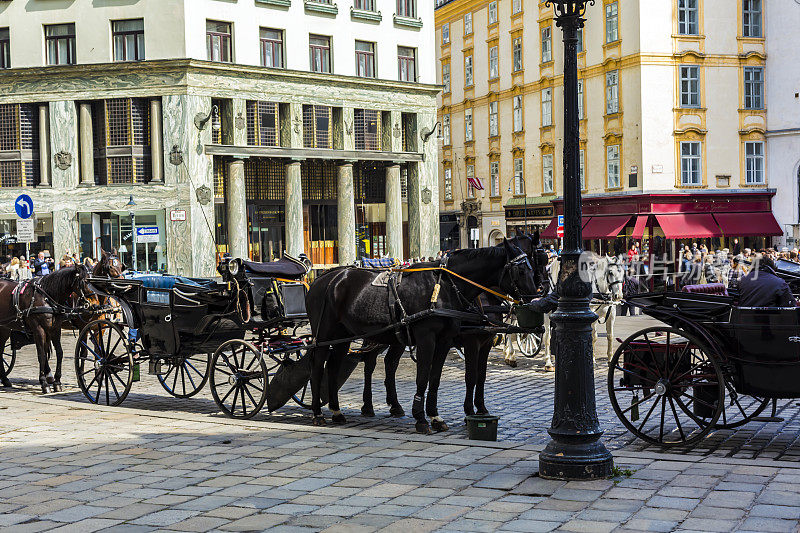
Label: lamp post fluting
xmin=539 ymin=0 xmax=614 ymax=480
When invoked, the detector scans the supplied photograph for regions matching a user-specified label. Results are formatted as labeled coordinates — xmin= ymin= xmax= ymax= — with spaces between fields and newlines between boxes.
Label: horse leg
xmin=412 ymin=334 xmax=435 ymax=434
xmin=52 ymin=327 xmax=64 ymax=392
xmin=462 ymin=337 xmax=477 ymax=416
xmin=384 ymin=344 xmax=405 ymax=417
xmin=361 ymin=348 xmax=377 ymax=417
xmin=0 ymin=332 xmax=10 ymax=387
xmin=605 ymin=305 xmax=616 ymax=361
xmin=310 ymin=346 xmax=327 ymax=425
xmin=503 ymin=332 xmax=517 ymax=367
xmin=542 ymin=313 xmax=554 ymax=371
xmin=327 ymin=343 xmax=348 ymax=424
xmin=474 ymin=338 xmax=491 ymax=415
xmin=33 ymin=325 xmax=52 ymax=394
xmin=426 ymin=342 xmax=450 ymax=432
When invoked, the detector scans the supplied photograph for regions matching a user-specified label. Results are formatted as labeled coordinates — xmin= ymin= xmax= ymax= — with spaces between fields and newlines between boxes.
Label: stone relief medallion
xmin=169 ymin=145 xmax=184 ymax=166
xmin=54 ymin=151 xmax=72 ymax=170
xmin=235 ymin=112 xmax=246 ymax=131
xmin=195 ymin=185 xmax=213 ymax=205
xmin=393 ymin=123 xmax=402 ymax=138
xmin=344 ymin=118 xmax=353 ymax=136
xmin=421 ymin=187 xmax=432 ymax=205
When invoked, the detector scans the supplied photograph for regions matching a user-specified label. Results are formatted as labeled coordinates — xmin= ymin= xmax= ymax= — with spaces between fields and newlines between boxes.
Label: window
xmin=442 ymin=114 xmax=451 ymax=145
xmin=93 ymin=98 xmax=152 ymax=185
xmin=398 ymin=46 xmax=416 ymax=81
xmin=355 ymin=41 xmax=376 ymax=78
xmin=464 ymin=12 xmax=472 ymax=35
xmin=513 ymin=95 xmax=523 ymax=132
xmin=464 ymin=108 xmax=473 ymax=142
xmin=309 ymin=35 xmax=331 ymax=73
xmin=745 ymin=141 xmax=764 ymax=184
xmin=303 ymin=105 xmax=333 ymax=148
xmin=743 ymin=0 xmax=762 ymax=38
xmin=541 ymin=27 xmax=552 ymax=63
xmin=489 ymin=45 xmax=498 ymax=79
xmin=442 ymin=62 xmax=450 ymax=93
xmin=355 ymin=0 xmax=375 ymax=10
xmin=512 ymin=0 xmax=522 ymax=14
xmin=442 ymin=23 xmax=450 ymax=44
xmin=206 ymin=20 xmax=232 ymax=63
xmin=680 ymin=141 xmax=702 ymax=185
xmin=678 ymin=0 xmax=699 ymax=35
xmin=246 ymin=101 xmax=280 ymax=147
xmin=513 ymin=157 xmax=524 ymax=195
xmin=466 ymin=164 xmax=476 ymax=197
xmin=577 ymin=27 xmax=584 ymax=53
xmin=605 ymin=2 xmax=619 ymax=43
xmin=260 ymin=28 xmax=284 ymax=68
xmin=354 ymin=108 xmax=381 ymax=150
xmin=607 ymin=145 xmax=620 ymax=188
xmin=680 ymin=66 xmax=700 ymax=108
xmin=112 ymin=19 xmax=144 ymax=61
xmin=541 ymin=88 xmax=552 ymax=127
xmin=464 ymin=55 xmax=473 ymax=86
xmin=744 ymin=66 xmax=764 ymax=109
xmin=45 ymin=23 xmax=76 ymax=65
xmin=397 ymin=0 xmax=417 ymax=18
xmin=444 ymin=167 xmax=452 ymax=200
xmin=0 ymin=104 xmax=40 ymax=187
xmin=579 ymin=149 xmax=586 ymax=189
xmin=488 ymin=1 xmax=498 ymax=24
xmin=578 ymin=80 xmax=584 ymax=119
xmin=0 ymin=28 xmax=8 ymax=69
xmin=489 ymin=101 xmax=498 ymax=137
xmin=606 ymin=70 xmax=619 ymax=114
xmin=490 ymin=161 xmax=499 ymax=196
xmin=512 ymin=37 xmax=523 ymax=72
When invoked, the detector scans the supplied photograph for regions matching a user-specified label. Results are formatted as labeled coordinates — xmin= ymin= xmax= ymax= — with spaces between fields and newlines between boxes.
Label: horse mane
xmin=448 ymin=246 xmax=507 ymax=263
xmin=38 ymin=266 xmax=84 ymax=302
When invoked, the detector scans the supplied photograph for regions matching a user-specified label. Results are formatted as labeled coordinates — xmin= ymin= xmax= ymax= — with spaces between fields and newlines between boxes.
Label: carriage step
xmin=751 ymin=416 xmax=784 ymax=423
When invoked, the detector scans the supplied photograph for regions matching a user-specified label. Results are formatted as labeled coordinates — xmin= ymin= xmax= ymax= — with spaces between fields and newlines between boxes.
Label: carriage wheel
xmin=264 ymin=341 xmax=311 ymax=409
xmin=713 ymin=383 xmax=770 ymax=430
xmin=608 ymin=326 xmax=724 ymax=447
xmin=158 ymin=353 xmax=210 ymax=398
xmin=2 ymin=348 xmax=15 ymax=377
xmin=516 ymin=332 xmax=543 ymax=358
xmin=210 ymin=340 xmax=267 ymax=419
xmin=74 ymin=320 xmax=134 ymax=407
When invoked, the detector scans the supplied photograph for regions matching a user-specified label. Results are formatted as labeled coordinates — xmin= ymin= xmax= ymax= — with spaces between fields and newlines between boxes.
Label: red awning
xmin=541 ymin=216 xmax=592 ymax=239
xmin=630 ymin=215 xmax=649 ymax=240
xmin=582 ymin=216 xmax=633 ymax=239
xmin=654 ymin=213 xmax=722 ymax=239
xmin=714 ymin=212 xmax=783 ymax=237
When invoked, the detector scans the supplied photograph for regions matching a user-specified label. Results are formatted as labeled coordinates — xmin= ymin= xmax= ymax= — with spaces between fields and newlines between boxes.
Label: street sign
xmin=556 ymin=226 xmax=564 ymax=239
xmin=557 ymin=215 xmax=564 ymax=227
xmin=170 ymin=209 xmax=186 ymax=222
xmin=16 ymin=218 xmax=35 ymax=243
xmin=135 ymin=226 xmax=160 ymax=243
xmin=14 ymin=194 xmax=33 ymax=219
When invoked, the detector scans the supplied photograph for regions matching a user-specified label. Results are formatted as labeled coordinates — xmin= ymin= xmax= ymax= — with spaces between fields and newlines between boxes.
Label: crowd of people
xmin=0 ymin=250 xmax=98 ymax=281
xmin=676 ymin=242 xmax=799 ymax=289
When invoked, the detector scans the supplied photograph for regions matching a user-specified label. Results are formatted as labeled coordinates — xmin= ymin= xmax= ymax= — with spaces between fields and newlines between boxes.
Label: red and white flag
xmin=467 ymin=175 xmax=484 ymax=191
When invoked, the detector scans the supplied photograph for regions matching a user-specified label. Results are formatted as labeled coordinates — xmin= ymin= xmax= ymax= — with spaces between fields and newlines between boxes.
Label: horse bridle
xmin=500 ymin=251 xmax=535 ymax=301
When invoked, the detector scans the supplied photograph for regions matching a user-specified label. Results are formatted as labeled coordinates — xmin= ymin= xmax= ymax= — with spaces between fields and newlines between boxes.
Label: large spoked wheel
xmin=714 ymin=382 xmax=770 ymax=429
xmin=211 ymin=339 xmax=267 ymax=419
xmin=1 ymin=348 xmax=15 ymax=377
xmin=75 ymin=320 xmax=134 ymax=406
xmin=158 ymin=353 xmax=211 ymax=398
xmin=516 ymin=332 xmax=543 ymax=358
xmin=608 ymin=326 xmax=724 ymax=447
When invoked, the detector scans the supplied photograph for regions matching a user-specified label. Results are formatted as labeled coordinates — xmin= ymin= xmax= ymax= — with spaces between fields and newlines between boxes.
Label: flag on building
xmin=467 ymin=175 xmax=484 ymax=190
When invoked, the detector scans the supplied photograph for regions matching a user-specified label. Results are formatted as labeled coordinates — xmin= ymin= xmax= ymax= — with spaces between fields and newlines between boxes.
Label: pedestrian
xmin=83 ymin=257 xmax=95 ymax=270
xmin=729 ymin=256 xmax=745 ymax=290
xmin=702 ymin=255 xmax=717 ymax=284
xmin=32 ymin=251 xmax=54 ymax=276
xmin=5 ymin=257 xmax=20 ymax=281
xmin=18 ymin=256 xmax=31 ymax=280
xmin=732 ymin=238 xmax=741 ymax=256
xmin=59 ymin=254 xmax=74 ymax=269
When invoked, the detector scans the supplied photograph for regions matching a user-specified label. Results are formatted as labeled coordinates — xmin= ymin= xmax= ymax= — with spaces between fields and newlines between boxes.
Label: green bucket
xmin=515 ymin=304 xmax=544 ymax=329
xmin=465 ymin=414 xmax=499 ymax=441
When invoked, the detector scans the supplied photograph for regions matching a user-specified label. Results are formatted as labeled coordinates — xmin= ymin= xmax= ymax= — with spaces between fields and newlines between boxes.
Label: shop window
xmin=93 ymin=98 xmax=151 ymax=185
xmin=301 ymin=160 xmax=337 ymax=200
xmin=0 ymin=103 xmax=39 ymax=187
xmin=213 ymin=157 xmax=226 ymax=198
xmin=354 ymin=108 xmax=381 ymax=151
xmin=244 ymin=158 xmax=285 ymax=201
xmin=246 ymin=101 xmax=279 ymax=147
xmin=302 ymin=105 xmax=332 ymax=149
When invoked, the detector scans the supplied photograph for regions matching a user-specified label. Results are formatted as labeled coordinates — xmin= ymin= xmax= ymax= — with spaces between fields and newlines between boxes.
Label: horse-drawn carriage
xmin=608 ymin=259 xmax=800 ymax=446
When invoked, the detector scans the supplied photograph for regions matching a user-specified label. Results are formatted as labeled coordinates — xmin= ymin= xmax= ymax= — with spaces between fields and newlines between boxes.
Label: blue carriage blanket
xmin=361 ymin=257 xmax=399 ymax=268
xmin=124 ymin=273 xmax=215 ymax=290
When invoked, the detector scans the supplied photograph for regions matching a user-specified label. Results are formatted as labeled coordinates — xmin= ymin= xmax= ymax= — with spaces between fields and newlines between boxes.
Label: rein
xmin=393 ymin=266 xmax=520 ymax=304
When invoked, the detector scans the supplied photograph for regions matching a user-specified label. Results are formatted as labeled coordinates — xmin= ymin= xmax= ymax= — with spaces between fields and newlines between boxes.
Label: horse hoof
xmin=40 ymin=385 xmax=49 ymax=394
xmin=431 ymin=419 xmax=449 ymax=432
xmin=415 ymin=421 xmax=433 ymax=434
xmin=312 ymin=416 xmax=326 ymax=426
xmin=361 ymin=406 xmax=375 ymax=417
xmin=331 ymin=413 xmax=347 ymax=425
xmin=52 ymin=383 xmax=62 ymax=393
xmin=389 ymin=405 xmax=405 ymax=418
xmin=505 ymin=359 xmax=518 ymax=368
xmin=544 ymin=365 xmax=555 ymax=372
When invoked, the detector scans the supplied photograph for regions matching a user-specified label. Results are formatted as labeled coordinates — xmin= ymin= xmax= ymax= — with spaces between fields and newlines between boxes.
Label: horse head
xmin=599 ymin=254 xmax=625 ymax=301
xmin=499 ymin=239 xmax=539 ymax=302
xmin=507 ymin=233 xmax=549 ymax=296
xmin=93 ymin=249 xmax=126 ymax=279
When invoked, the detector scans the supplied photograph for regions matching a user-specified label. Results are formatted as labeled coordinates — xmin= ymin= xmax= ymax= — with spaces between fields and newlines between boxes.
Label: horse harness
xmin=10 ymin=277 xmax=90 ymax=322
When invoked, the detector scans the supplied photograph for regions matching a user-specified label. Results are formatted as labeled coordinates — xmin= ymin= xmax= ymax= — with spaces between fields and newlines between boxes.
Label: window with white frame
xmin=488 ymin=1 xmax=498 ymax=24
xmin=397 ymin=0 xmax=417 ymax=18
xmin=605 ymin=2 xmax=619 ymax=43
xmin=543 ymin=154 xmax=554 ymax=193
xmin=490 ymin=161 xmax=499 ymax=196
xmin=541 ymin=88 xmax=552 ymax=127
xmin=465 ymin=55 xmax=473 ymax=86
xmin=512 ymin=37 xmax=523 ymax=71
xmin=541 ymin=26 xmax=552 ymax=63
xmin=579 ymin=149 xmax=586 ymax=189
xmin=513 ymin=95 xmax=523 ymax=132
xmin=442 ymin=23 xmax=449 ymax=44
xmin=578 ymin=79 xmax=584 ymax=119
xmin=607 ymin=145 xmax=621 ymax=188
xmin=743 ymin=0 xmax=762 ymax=38
xmin=678 ymin=0 xmax=699 ymax=35
xmin=745 ymin=141 xmax=764 ymax=184
xmin=444 ymin=167 xmax=452 ymax=200
xmin=397 ymin=46 xmax=416 ymax=81
xmin=606 ymin=70 xmax=619 ymax=114
xmin=466 ymin=164 xmax=476 ymax=197
xmin=512 ymin=0 xmax=522 ymax=15
xmin=442 ymin=113 xmax=451 ymax=145
xmin=489 ymin=101 xmax=498 ymax=136
xmin=744 ymin=66 xmax=764 ymax=109
xmin=464 ymin=12 xmax=473 ymax=35
xmin=680 ymin=65 xmax=700 ymax=108
xmin=514 ymin=157 xmax=524 ymax=194
xmin=465 ymin=108 xmax=473 ymax=141
xmin=680 ymin=141 xmax=702 ymax=185
xmin=489 ymin=45 xmax=498 ymax=79
xmin=442 ymin=62 xmax=450 ymax=93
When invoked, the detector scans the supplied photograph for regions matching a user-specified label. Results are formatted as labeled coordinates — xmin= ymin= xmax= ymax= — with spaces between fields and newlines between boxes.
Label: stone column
xmin=407 ymin=162 xmax=422 ymax=258
xmin=226 ymin=158 xmax=248 ymax=259
xmin=385 ymin=164 xmax=403 ymax=260
xmin=337 ymin=163 xmax=356 ymax=265
xmin=150 ymin=98 xmax=163 ymax=183
xmin=418 ymin=110 xmax=441 ymax=257
xmin=53 ymin=209 xmax=79 ymax=261
xmin=38 ymin=104 xmax=50 ymax=186
xmin=285 ymin=161 xmax=304 ymax=257
xmin=78 ymin=103 xmax=94 ymax=185
xmin=49 ymin=100 xmax=79 ymax=189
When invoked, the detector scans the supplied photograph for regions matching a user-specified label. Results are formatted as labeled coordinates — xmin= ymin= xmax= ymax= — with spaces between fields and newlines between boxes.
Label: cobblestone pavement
xmin=3 ymin=316 xmax=800 ymax=462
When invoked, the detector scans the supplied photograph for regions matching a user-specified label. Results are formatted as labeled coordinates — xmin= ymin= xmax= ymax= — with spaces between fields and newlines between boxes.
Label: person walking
xmin=5 ymin=257 xmax=20 ymax=281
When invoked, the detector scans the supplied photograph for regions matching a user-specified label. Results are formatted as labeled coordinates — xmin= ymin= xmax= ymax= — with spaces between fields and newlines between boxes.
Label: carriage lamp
xmin=538 ymin=0 xmax=614 ymax=481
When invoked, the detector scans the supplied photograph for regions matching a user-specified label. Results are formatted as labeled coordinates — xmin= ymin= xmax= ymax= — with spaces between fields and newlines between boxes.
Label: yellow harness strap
xmin=393 ymin=267 xmax=519 ymax=304
xmin=276 ymin=278 xmax=310 ymax=290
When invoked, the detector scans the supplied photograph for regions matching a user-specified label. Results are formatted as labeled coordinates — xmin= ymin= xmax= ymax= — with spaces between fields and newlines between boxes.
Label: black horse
xmin=306 ymin=240 xmax=540 ymax=434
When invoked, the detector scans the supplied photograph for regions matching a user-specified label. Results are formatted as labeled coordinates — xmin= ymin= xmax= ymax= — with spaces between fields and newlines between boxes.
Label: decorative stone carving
xmin=234 ymin=112 xmax=246 ymax=131
xmin=421 ymin=187 xmax=432 ymax=205
xmin=54 ymin=151 xmax=72 ymax=170
xmin=344 ymin=118 xmax=353 ymax=135
xmin=169 ymin=145 xmax=184 ymax=166
xmin=393 ymin=123 xmax=402 ymax=138
xmin=195 ymin=185 xmax=213 ymax=205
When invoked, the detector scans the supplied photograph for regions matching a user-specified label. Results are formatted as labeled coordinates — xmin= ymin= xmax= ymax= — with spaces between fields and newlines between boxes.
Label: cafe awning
xmin=713 ymin=212 xmax=783 ymax=237
xmin=654 ymin=213 xmax=722 ymax=239
xmin=582 ymin=215 xmax=633 ymax=240
xmin=541 ymin=216 xmax=591 ymax=239
xmin=630 ymin=215 xmax=649 ymax=240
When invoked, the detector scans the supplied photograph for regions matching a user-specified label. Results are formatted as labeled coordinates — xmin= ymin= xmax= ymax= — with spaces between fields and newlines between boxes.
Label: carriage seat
xmin=682 ymin=283 xmax=728 ymax=297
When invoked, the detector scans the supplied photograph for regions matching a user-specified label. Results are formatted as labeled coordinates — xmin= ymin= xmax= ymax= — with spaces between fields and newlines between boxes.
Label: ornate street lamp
xmin=539 ymin=0 xmax=614 ymax=480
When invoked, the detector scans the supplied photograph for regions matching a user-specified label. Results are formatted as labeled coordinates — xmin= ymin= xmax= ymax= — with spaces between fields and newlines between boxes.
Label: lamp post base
xmin=539 ymin=440 xmax=614 ymax=480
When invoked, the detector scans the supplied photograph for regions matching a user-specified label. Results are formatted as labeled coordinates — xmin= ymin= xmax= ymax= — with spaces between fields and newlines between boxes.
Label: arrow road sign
xmin=15 ymin=194 xmax=33 ymax=219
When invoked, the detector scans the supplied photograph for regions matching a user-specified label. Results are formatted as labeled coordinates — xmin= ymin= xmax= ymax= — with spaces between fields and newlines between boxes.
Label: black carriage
xmin=609 ymin=259 xmax=800 ymax=446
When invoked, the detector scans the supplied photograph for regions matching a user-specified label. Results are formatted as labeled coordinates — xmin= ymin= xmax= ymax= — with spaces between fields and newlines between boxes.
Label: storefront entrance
xmin=79 ymin=211 xmax=166 ymax=272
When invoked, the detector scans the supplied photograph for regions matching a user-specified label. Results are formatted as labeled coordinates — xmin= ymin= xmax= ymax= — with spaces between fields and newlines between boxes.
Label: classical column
xmin=337 ymin=163 xmax=356 ymax=265
xmin=226 ymin=158 xmax=248 ymax=259
xmin=385 ymin=164 xmax=403 ymax=260
xmin=150 ymin=98 xmax=163 ymax=183
xmin=406 ymin=162 xmax=422 ymax=258
xmin=38 ymin=104 xmax=50 ymax=186
xmin=285 ymin=161 xmax=304 ymax=257
xmin=78 ymin=103 xmax=94 ymax=185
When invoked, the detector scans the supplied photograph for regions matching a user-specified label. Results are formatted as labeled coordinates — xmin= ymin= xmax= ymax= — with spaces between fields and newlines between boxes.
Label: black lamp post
xmin=539 ymin=0 xmax=614 ymax=480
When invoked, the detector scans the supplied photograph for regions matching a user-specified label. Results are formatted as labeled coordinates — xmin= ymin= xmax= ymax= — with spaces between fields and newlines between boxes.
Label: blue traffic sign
xmin=557 ymin=214 xmax=564 ymax=227
xmin=15 ymin=194 xmax=33 ymax=219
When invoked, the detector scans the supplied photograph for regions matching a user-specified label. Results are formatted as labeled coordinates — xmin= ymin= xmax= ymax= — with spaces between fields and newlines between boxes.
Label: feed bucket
xmin=515 ymin=304 xmax=544 ymax=329
xmin=465 ymin=414 xmax=500 ymax=441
